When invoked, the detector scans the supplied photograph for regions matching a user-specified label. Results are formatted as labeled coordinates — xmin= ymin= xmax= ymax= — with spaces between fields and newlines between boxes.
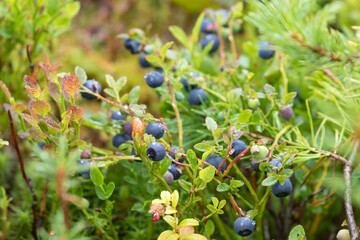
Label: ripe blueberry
xmin=124 ymin=38 xmax=141 ymax=54
xmin=204 ymin=155 xmax=226 ymax=173
xmin=269 ymin=159 xmax=283 ymax=168
xmin=271 ymin=178 xmax=292 ymax=198
xmin=188 ymin=88 xmax=207 ymax=105
xmin=111 ymin=110 xmax=126 ymax=120
xmin=279 ymin=106 xmax=294 ymax=121
xmin=78 ymin=159 xmax=90 ymax=179
xmin=248 ymin=98 xmax=260 ymax=109
xmin=169 ymin=146 xmax=179 ymax=159
xmin=163 ymin=171 xmax=174 ymax=184
xmin=251 ymin=160 xmax=262 ymax=172
xmin=145 ymin=122 xmax=165 ymax=139
xmin=168 ymin=162 xmax=182 ymax=180
xmin=258 ymin=41 xmax=275 ymax=60
xmin=147 ymin=142 xmax=166 ymax=161
xmin=37 ymin=142 xmax=45 ymax=149
xmin=123 ymin=121 xmax=133 ymax=136
xmin=81 ymin=150 xmax=92 ymax=159
xmin=234 ymin=217 xmax=256 ymax=237
xmin=139 ymin=53 xmax=152 ymax=68
xmin=200 ymin=17 xmax=215 ymax=33
xmin=145 ymin=71 xmax=164 ymax=88
xmin=181 ymin=72 xmax=199 ymax=91
xmin=112 ymin=133 xmax=131 ymax=148
xmin=201 ymin=34 xmax=219 ymax=53
xmin=251 ymin=145 xmax=269 ymax=160
xmin=131 ymin=148 xmax=136 ymax=156
xmin=230 ymin=140 xmax=247 ymax=158
xmin=81 ymin=79 xmax=102 ymax=100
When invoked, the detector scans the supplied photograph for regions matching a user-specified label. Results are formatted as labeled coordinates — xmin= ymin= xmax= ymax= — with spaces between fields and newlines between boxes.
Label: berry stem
xmin=166 ymin=77 xmax=183 ymax=148
xmin=223 ymin=147 xmax=251 ymax=176
xmin=229 ymin=194 xmax=246 ymax=217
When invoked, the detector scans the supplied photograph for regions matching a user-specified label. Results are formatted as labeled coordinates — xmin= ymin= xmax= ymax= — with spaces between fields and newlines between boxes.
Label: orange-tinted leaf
xmin=32 ymin=100 xmax=51 ymax=117
xmin=131 ymin=117 xmax=144 ymax=139
xmin=63 ymin=74 xmax=81 ymax=96
xmin=39 ymin=56 xmax=60 ymax=82
xmin=68 ymin=105 xmax=84 ymax=122
xmin=22 ymin=113 xmax=39 ymax=127
xmin=0 ymin=81 xmax=12 ymax=100
xmin=42 ymin=118 xmax=61 ymax=132
xmin=24 ymin=75 xmax=41 ymax=100
xmin=11 ymin=104 xmax=27 ymax=113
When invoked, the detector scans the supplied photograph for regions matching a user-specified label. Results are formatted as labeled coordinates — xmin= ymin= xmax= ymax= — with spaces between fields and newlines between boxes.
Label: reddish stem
xmin=230 ymin=194 xmax=246 ymax=217
xmin=223 ymin=148 xmax=251 ymax=176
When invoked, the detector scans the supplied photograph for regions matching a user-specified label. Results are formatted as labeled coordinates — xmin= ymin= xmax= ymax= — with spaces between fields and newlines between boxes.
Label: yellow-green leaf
xmin=158 ymin=230 xmax=179 ymax=240
xmin=178 ymin=218 xmax=199 ymax=228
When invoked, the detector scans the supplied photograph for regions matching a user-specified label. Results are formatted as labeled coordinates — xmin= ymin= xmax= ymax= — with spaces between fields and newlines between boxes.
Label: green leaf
xmin=205 ymin=117 xmax=217 ymax=131
xmin=145 ymin=55 xmax=162 ymax=65
xmin=230 ymin=180 xmax=244 ymax=188
xmin=264 ymin=84 xmax=276 ymax=95
xmin=216 ymin=183 xmax=230 ymax=192
xmin=204 ymin=220 xmax=215 ymax=237
xmin=246 ymin=209 xmax=258 ymax=219
xmin=238 ymin=109 xmax=252 ymax=123
xmin=186 ymin=149 xmax=198 ymax=173
xmin=282 ymin=92 xmax=297 ymax=105
xmin=194 ymin=143 xmax=212 ymax=152
xmin=211 ymin=197 xmax=219 ymax=208
xmin=261 ymin=175 xmax=277 ymax=186
xmin=178 ymin=179 xmax=193 ymax=192
xmin=75 ymin=66 xmax=87 ymax=84
xmin=182 ymin=234 xmax=207 ymax=240
xmin=218 ymin=200 xmax=226 ymax=209
xmin=104 ymin=182 xmax=115 ymax=199
xmin=280 ymin=169 xmax=293 ymax=178
xmin=160 ymin=42 xmax=174 ymax=59
xmin=65 ymin=2 xmax=80 ymax=17
xmin=158 ymin=230 xmax=179 ymax=240
xmin=288 ymin=225 xmax=306 ymax=240
xmin=0 ymin=139 xmax=9 ymax=149
xmin=164 ymin=215 xmax=176 ymax=228
xmin=191 ymin=12 xmax=205 ymax=48
xmin=105 ymin=74 xmax=116 ymax=88
xmin=104 ymin=88 xmax=117 ymax=98
xmin=199 ymin=166 xmax=216 ymax=183
xmin=169 ymin=25 xmax=189 ymax=49
xmin=90 ymin=167 xmax=104 ymax=186
xmin=129 ymin=86 xmax=140 ymax=104
xmin=207 ymin=204 xmax=217 ymax=213
xmin=94 ymin=185 xmax=105 ymax=200
xmin=115 ymin=76 xmax=127 ymax=92
xmin=178 ymin=218 xmax=199 ymax=228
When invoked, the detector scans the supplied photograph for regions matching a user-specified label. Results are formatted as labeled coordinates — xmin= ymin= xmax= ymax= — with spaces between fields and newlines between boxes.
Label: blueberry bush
xmin=1 ymin=0 xmax=360 ymax=239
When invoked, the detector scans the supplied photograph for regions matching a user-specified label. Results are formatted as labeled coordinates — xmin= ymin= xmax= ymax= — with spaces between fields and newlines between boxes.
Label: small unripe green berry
xmin=175 ymin=91 xmax=185 ymax=101
xmin=336 ymin=229 xmax=350 ymax=240
xmin=248 ymin=98 xmax=260 ymax=109
xmin=218 ymin=111 xmax=225 ymax=121
xmin=251 ymin=145 xmax=269 ymax=160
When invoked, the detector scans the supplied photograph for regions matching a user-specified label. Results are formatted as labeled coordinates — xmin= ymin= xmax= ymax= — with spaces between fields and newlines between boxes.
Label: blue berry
xmin=271 ymin=178 xmax=292 ymax=198
xmin=251 ymin=160 xmax=261 ymax=172
xmin=81 ymin=79 xmax=102 ymax=100
xmin=123 ymin=121 xmax=133 ymax=136
xmin=169 ymin=146 xmax=179 ymax=159
xmin=258 ymin=41 xmax=275 ymax=60
xmin=145 ymin=71 xmax=164 ymax=88
xmin=37 ymin=142 xmax=45 ymax=149
xmin=234 ymin=217 xmax=256 ymax=237
xmin=131 ymin=149 xmax=137 ymax=156
xmin=147 ymin=142 xmax=166 ymax=161
xmin=204 ymin=155 xmax=226 ymax=173
xmin=111 ymin=110 xmax=126 ymax=121
xmin=139 ymin=53 xmax=152 ymax=68
xmin=200 ymin=17 xmax=215 ymax=33
xmin=181 ymin=72 xmax=199 ymax=91
xmin=163 ymin=171 xmax=174 ymax=184
xmin=78 ymin=159 xmax=90 ymax=179
xmin=230 ymin=140 xmax=247 ymax=158
xmin=145 ymin=122 xmax=165 ymax=139
xmin=279 ymin=106 xmax=294 ymax=121
xmin=201 ymin=34 xmax=219 ymax=53
xmin=188 ymin=88 xmax=206 ymax=105
xmin=124 ymin=38 xmax=141 ymax=54
xmin=112 ymin=134 xmax=131 ymax=148
xmin=269 ymin=159 xmax=283 ymax=168
xmin=168 ymin=162 xmax=181 ymax=180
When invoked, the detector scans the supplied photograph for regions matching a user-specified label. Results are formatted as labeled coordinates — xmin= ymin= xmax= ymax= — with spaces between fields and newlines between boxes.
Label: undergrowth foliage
xmin=1 ymin=0 xmax=360 ymax=239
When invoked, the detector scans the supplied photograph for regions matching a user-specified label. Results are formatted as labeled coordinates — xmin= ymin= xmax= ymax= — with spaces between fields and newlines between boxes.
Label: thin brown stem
xmin=223 ymin=148 xmax=251 ymax=176
xmin=8 ymin=110 xmax=38 ymax=240
xmin=166 ymin=79 xmax=182 ymax=147
xmin=229 ymin=194 xmax=246 ymax=217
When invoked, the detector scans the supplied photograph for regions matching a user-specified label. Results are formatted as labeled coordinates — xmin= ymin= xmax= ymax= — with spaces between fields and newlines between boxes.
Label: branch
xmin=344 ymin=140 xmax=359 ymax=240
xmin=7 ymin=110 xmax=38 ymax=240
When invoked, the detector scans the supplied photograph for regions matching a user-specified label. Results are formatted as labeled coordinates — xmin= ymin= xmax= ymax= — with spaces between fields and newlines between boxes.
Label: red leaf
xmin=68 ymin=105 xmax=84 ymax=122
xmin=63 ymin=74 xmax=81 ymax=96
